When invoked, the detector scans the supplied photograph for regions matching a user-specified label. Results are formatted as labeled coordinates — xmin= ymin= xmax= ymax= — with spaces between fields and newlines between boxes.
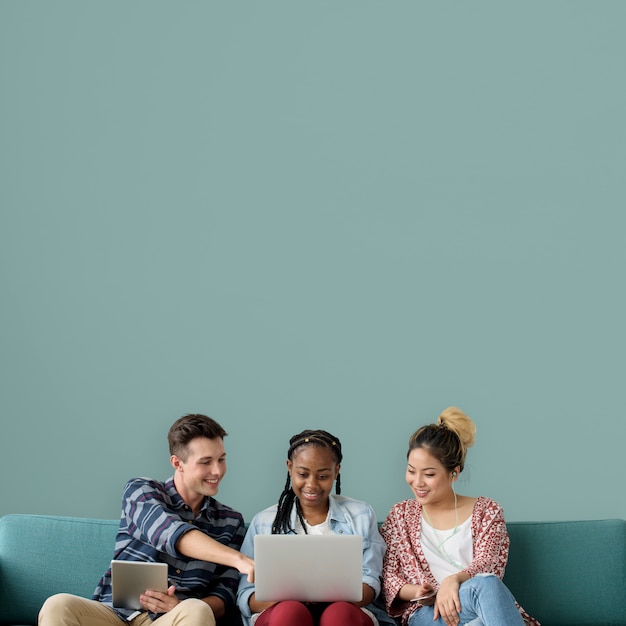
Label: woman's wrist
xmin=447 ymin=571 xmax=470 ymax=586
xmin=398 ymin=583 xmax=420 ymax=601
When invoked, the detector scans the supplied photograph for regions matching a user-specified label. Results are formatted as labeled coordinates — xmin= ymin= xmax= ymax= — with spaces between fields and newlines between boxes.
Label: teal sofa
xmin=1 ymin=514 xmax=625 ymax=626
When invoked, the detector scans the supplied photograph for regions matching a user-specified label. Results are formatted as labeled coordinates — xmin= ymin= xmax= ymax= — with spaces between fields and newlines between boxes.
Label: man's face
xmin=171 ymin=437 xmax=226 ymax=502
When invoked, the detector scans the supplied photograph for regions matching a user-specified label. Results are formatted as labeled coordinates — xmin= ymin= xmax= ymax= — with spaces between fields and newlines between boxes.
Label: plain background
xmin=1 ymin=1 xmax=624 ymax=524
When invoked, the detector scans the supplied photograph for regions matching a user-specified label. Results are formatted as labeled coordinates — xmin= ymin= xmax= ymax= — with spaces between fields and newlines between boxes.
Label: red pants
xmin=254 ymin=600 xmax=373 ymax=626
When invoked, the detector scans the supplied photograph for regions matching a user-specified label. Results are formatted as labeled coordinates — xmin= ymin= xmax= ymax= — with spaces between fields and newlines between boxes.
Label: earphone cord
xmin=422 ymin=483 xmax=459 ymax=527
xmin=422 ymin=488 xmax=459 ymax=552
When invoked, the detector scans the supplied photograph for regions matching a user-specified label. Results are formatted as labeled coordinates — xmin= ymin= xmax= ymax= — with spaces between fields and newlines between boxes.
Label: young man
xmin=39 ymin=414 xmax=253 ymax=626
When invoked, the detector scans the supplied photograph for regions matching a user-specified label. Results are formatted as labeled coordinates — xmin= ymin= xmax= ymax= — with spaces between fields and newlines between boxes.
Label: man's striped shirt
xmin=93 ymin=476 xmax=245 ymax=620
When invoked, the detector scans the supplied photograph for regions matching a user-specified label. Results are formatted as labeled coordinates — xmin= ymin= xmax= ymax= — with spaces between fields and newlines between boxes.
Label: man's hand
xmin=235 ymin=552 xmax=255 ymax=582
xmin=140 ymin=585 xmax=178 ymax=614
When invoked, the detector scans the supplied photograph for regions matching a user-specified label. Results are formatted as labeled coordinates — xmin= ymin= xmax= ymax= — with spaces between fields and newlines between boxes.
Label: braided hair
xmin=271 ymin=429 xmax=343 ymax=534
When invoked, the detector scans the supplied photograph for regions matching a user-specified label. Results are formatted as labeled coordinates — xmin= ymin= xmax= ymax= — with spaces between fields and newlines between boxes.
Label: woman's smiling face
xmin=406 ymin=447 xmax=456 ymax=505
xmin=287 ymin=445 xmax=340 ymax=513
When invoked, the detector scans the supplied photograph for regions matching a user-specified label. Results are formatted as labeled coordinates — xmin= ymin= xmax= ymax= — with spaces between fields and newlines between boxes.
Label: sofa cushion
xmin=504 ymin=519 xmax=626 ymax=626
xmin=2 ymin=515 xmax=626 ymax=626
xmin=0 ymin=514 xmax=118 ymax=625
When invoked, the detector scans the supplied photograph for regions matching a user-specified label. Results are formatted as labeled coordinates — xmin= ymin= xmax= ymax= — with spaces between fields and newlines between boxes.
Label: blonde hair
xmin=408 ymin=406 xmax=476 ymax=473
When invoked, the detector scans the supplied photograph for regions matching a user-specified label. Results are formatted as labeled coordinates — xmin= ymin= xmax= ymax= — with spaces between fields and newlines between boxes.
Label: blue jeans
xmin=407 ymin=576 xmax=524 ymax=626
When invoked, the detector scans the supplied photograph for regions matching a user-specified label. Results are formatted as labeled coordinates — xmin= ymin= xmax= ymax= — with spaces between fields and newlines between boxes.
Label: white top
xmin=421 ymin=516 xmax=473 ymax=583
xmin=298 ymin=514 xmax=332 ymax=535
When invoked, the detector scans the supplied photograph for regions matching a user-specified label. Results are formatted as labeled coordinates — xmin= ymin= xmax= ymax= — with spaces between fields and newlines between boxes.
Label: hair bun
xmin=438 ymin=407 xmax=476 ymax=449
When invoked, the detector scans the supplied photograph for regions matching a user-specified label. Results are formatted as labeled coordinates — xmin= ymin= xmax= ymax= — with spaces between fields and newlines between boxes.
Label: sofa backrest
xmin=0 ymin=514 xmax=118 ymax=626
xmin=504 ymin=519 xmax=626 ymax=626
xmin=2 ymin=514 xmax=626 ymax=626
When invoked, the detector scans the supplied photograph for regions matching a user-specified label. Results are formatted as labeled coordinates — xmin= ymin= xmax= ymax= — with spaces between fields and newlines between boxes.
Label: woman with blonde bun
xmin=380 ymin=408 xmax=539 ymax=626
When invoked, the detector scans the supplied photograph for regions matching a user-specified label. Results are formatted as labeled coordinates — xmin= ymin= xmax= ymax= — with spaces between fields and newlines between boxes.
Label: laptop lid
xmin=110 ymin=560 xmax=169 ymax=610
xmin=254 ymin=534 xmax=363 ymax=602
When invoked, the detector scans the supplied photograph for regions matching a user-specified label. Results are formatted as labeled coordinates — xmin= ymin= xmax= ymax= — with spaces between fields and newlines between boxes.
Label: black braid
xmin=271 ymin=430 xmax=343 ymax=535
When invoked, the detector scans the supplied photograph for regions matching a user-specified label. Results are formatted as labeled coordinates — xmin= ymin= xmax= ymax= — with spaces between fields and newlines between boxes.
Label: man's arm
xmin=120 ymin=479 xmax=255 ymax=581
xmin=176 ymin=529 xmax=254 ymax=582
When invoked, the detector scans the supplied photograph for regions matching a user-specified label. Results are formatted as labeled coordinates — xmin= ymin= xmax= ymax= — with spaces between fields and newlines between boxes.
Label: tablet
xmin=111 ymin=560 xmax=169 ymax=610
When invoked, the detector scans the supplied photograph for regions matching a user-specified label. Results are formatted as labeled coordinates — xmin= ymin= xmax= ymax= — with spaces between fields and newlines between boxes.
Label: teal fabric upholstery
xmin=0 ymin=515 xmax=117 ymax=626
xmin=504 ymin=519 xmax=626 ymax=626
xmin=1 ymin=514 xmax=625 ymax=626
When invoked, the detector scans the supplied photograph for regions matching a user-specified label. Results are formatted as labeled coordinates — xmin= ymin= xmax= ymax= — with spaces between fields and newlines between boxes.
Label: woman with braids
xmin=237 ymin=429 xmax=391 ymax=626
xmin=380 ymin=407 xmax=540 ymax=626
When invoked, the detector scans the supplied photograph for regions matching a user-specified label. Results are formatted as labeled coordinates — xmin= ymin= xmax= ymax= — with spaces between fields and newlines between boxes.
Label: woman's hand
xmin=353 ymin=583 xmax=376 ymax=607
xmin=397 ymin=582 xmax=436 ymax=603
xmin=248 ymin=592 xmax=277 ymax=615
xmin=433 ymin=575 xmax=463 ymax=626
xmin=140 ymin=585 xmax=179 ymax=614
xmin=413 ymin=586 xmax=436 ymax=605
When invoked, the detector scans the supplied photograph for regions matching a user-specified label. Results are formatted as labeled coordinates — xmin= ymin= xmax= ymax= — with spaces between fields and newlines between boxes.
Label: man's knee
xmin=41 ymin=593 xmax=68 ymax=612
xmin=169 ymin=598 xmax=216 ymax=626
xmin=38 ymin=594 xmax=87 ymax=626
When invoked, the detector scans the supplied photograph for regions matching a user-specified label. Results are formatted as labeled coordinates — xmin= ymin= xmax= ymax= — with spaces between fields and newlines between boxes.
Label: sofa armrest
xmin=0 ymin=514 xmax=118 ymax=626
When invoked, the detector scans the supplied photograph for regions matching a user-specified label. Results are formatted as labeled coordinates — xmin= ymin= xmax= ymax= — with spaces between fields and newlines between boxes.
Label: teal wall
xmin=1 ymin=1 xmax=624 ymax=524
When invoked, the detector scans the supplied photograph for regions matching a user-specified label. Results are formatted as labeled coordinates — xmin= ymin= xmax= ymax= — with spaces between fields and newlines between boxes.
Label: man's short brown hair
xmin=168 ymin=414 xmax=227 ymax=461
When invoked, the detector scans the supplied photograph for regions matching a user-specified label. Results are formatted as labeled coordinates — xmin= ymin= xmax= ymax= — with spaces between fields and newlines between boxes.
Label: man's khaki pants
xmin=38 ymin=593 xmax=216 ymax=626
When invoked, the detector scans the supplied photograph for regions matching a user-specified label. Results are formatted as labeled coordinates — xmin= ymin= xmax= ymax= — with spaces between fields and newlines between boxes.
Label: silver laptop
xmin=254 ymin=534 xmax=363 ymax=602
xmin=111 ymin=560 xmax=169 ymax=610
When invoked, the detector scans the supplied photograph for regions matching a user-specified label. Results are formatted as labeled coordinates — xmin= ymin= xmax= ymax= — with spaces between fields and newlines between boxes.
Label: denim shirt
xmin=236 ymin=494 xmax=385 ymax=624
